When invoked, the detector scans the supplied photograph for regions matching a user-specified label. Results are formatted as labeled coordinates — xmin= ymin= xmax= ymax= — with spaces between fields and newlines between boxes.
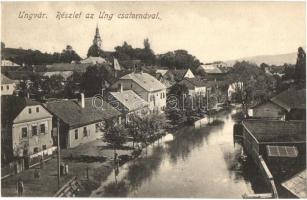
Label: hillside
xmin=225 ymin=52 xmax=297 ymax=66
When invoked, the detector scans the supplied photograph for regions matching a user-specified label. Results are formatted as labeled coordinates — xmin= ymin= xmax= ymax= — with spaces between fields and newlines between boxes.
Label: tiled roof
xmin=156 ymin=69 xmax=168 ymax=76
xmin=282 ymin=169 xmax=306 ymax=198
xmin=46 ymin=98 xmax=121 ymax=129
xmin=120 ymin=72 xmax=166 ymax=92
xmin=108 ymin=90 xmax=148 ymax=112
xmin=1 ymin=74 xmax=15 ymax=84
xmin=1 ymin=96 xmax=41 ymax=126
xmin=80 ymin=56 xmax=107 ymax=64
xmin=5 ymin=71 xmax=37 ymax=80
xmin=242 ymin=120 xmax=306 ymax=143
xmin=271 ymin=88 xmax=306 ymax=111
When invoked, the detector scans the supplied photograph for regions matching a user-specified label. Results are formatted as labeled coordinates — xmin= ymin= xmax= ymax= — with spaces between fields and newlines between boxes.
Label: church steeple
xmin=93 ymin=25 xmax=102 ymax=48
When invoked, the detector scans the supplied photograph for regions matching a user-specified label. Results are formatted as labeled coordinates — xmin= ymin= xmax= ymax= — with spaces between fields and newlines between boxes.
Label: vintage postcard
xmin=1 ymin=1 xmax=306 ymax=198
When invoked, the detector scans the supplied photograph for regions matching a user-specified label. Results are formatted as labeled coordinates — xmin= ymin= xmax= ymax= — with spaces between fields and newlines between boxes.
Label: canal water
xmin=91 ymin=109 xmax=268 ymax=198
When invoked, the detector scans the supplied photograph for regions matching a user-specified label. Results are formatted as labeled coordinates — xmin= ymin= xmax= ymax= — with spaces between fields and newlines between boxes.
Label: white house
xmin=1 ymin=74 xmax=16 ymax=95
xmin=110 ymin=71 xmax=167 ymax=113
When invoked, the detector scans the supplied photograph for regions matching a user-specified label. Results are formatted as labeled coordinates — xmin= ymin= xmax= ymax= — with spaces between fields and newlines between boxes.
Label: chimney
xmin=118 ymin=83 xmax=123 ymax=93
xmin=80 ymin=93 xmax=85 ymax=108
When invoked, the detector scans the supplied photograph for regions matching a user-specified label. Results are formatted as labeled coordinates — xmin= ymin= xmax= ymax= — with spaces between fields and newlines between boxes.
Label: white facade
xmin=1 ymin=83 xmax=16 ymax=95
xmin=12 ymin=105 xmax=53 ymax=156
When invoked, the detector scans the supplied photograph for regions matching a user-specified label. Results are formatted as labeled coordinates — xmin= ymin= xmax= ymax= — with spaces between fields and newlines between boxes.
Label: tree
xmin=104 ymin=121 xmax=128 ymax=154
xmin=87 ymin=44 xmax=105 ymax=58
xmin=45 ymin=75 xmax=65 ymax=96
xmin=60 ymin=45 xmax=81 ymax=63
xmin=80 ymin=65 xmax=104 ymax=97
xmin=63 ymin=71 xmax=82 ymax=98
xmin=294 ymin=47 xmax=306 ymax=86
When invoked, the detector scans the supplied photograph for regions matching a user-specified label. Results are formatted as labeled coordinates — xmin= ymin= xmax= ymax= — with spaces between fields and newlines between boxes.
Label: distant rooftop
xmin=242 ymin=120 xmax=306 ymax=143
xmin=198 ymin=64 xmax=223 ymax=74
xmin=80 ymin=56 xmax=107 ymax=64
xmin=120 ymin=72 xmax=166 ymax=92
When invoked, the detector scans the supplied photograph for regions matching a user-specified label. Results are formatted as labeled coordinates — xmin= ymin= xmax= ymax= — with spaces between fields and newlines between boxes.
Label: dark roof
xmin=1 ymin=96 xmax=41 ymax=126
xmin=181 ymin=77 xmax=208 ymax=87
xmin=46 ymin=63 xmax=92 ymax=73
xmin=46 ymin=97 xmax=121 ymax=129
xmin=242 ymin=120 xmax=306 ymax=143
xmin=1 ymin=74 xmax=15 ymax=84
xmin=270 ymin=88 xmax=306 ymax=111
xmin=118 ymin=60 xmax=141 ymax=69
xmin=165 ymin=69 xmax=188 ymax=82
xmin=5 ymin=71 xmax=37 ymax=80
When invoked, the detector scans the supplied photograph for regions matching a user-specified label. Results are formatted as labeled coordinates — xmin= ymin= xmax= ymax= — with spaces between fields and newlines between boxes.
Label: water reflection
xmin=92 ymin=109 xmax=267 ymax=197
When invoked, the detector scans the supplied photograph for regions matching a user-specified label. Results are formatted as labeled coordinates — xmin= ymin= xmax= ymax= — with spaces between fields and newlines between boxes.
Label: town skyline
xmin=2 ymin=1 xmax=306 ymax=63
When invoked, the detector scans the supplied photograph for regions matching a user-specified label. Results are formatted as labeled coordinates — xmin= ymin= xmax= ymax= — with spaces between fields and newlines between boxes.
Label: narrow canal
xmin=91 ymin=108 xmax=269 ymax=198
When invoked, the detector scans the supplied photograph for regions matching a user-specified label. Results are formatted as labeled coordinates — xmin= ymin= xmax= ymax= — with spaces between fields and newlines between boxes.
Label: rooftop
xmin=46 ymin=63 xmax=92 ymax=73
xmin=1 ymin=96 xmax=41 ymax=125
xmin=165 ymin=69 xmax=190 ymax=82
xmin=120 ymin=72 xmax=166 ymax=92
xmin=198 ymin=64 xmax=223 ymax=74
xmin=46 ymin=97 xmax=121 ymax=129
xmin=282 ymin=169 xmax=306 ymax=198
xmin=109 ymin=90 xmax=148 ymax=112
xmin=242 ymin=120 xmax=306 ymax=143
xmin=80 ymin=56 xmax=107 ymax=64
xmin=1 ymin=74 xmax=15 ymax=84
xmin=181 ymin=77 xmax=208 ymax=87
xmin=270 ymin=88 xmax=306 ymax=111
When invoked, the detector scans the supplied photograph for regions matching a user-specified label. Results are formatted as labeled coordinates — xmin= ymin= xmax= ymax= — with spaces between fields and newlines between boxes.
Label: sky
xmin=1 ymin=1 xmax=306 ymax=62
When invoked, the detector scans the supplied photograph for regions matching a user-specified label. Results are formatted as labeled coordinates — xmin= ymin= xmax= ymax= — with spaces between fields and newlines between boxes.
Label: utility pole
xmin=57 ymin=117 xmax=61 ymax=189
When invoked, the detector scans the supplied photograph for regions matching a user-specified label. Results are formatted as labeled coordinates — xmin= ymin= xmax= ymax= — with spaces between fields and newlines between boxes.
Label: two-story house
xmin=1 ymin=96 xmax=54 ymax=170
xmin=178 ymin=77 xmax=209 ymax=96
xmin=110 ymin=72 xmax=167 ymax=113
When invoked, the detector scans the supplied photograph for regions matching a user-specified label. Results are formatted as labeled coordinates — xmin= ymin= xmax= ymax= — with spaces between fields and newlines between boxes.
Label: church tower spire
xmin=93 ymin=25 xmax=102 ymax=48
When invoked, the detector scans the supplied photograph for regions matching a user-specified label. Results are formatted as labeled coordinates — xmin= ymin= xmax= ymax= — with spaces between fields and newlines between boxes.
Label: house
xmin=165 ymin=69 xmax=195 ymax=82
xmin=178 ymin=77 xmax=209 ymax=96
xmin=250 ymin=88 xmax=306 ymax=120
xmin=45 ymin=94 xmax=121 ymax=149
xmin=197 ymin=64 xmax=228 ymax=80
xmin=1 ymin=96 xmax=55 ymax=170
xmin=242 ymin=119 xmax=306 ymax=176
xmin=105 ymin=89 xmax=149 ymax=123
xmin=110 ymin=71 xmax=167 ymax=113
xmin=1 ymin=74 xmax=16 ymax=95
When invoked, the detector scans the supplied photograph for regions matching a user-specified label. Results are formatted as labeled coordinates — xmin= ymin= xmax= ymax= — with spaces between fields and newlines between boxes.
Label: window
xmin=28 ymin=108 xmax=32 ymax=114
xmin=21 ymin=127 xmax=27 ymax=138
xmin=32 ymin=125 xmax=38 ymax=136
xmin=36 ymin=107 xmax=39 ymax=112
xmin=75 ymin=129 xmax=78 ymax=140
xmin=160 ymin=93 xmax=162 ymax=99
xmin=83 ymin=127 xmax=88 ymax=137
xmin=131 ymin=84 xmax=133 ymax=88
xmin=1 ymin=86 xmax=3 ymax=91
xmin=6 ymin=85 xmax=9 ymax=90
xmin=33 ymin=147 xmax=39 ymax=153
xmin=42 ymin=145 xmax=47 ymax=150
xmin=40 ymin=124 xmax=45 ymax=134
